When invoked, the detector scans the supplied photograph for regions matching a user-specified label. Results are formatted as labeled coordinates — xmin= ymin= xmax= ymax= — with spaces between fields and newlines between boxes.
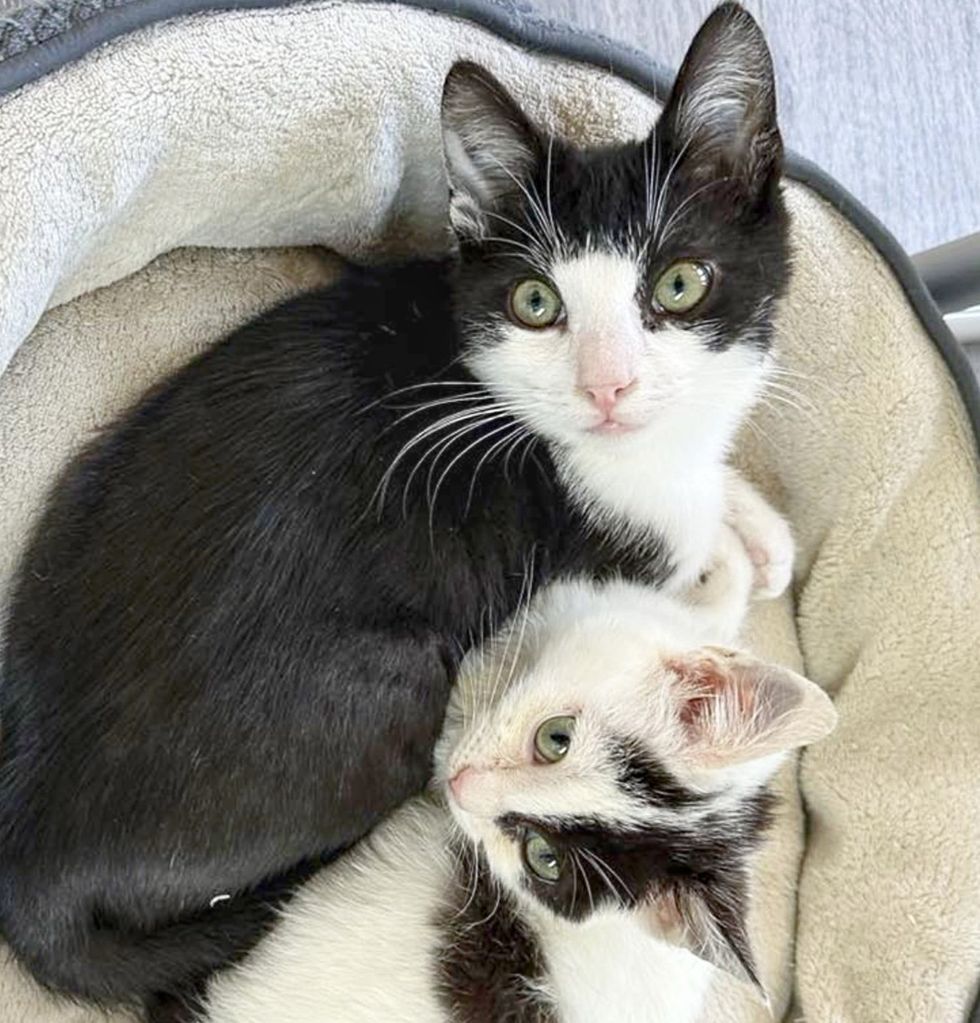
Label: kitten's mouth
xmin=588 ymin=419 xmax=639 ymax=435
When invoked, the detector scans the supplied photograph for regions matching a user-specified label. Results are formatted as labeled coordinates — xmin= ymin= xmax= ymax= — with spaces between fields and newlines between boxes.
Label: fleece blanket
xmin=0 ymin=2 xmax=978 ymax=1021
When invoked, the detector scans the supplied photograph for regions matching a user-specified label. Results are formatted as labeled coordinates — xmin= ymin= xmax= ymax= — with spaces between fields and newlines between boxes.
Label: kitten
xmin=0 ymin=3 xmax=791 ymax=1005
xmin=197 ymin=526 xmax=836 ymax=1023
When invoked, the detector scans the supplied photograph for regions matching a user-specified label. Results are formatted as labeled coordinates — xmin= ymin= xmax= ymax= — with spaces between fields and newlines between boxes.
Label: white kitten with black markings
xmin=198 ymin=526 xmax=835 ymax=1023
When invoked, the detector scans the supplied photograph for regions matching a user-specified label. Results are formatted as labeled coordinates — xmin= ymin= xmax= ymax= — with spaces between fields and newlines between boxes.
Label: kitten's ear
xmin=658 ymin=3 xmax=782 ymax=197
xmin=667 ymin=647 xmax=837 ymax=770
xmin=440 ymin=62 xmax=539 ymax=241
xmin=642 ymin=878 xmax=766 ymax=1002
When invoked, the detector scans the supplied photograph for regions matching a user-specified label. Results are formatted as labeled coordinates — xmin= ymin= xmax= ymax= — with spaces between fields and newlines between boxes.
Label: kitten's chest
xmin=541 ymin=915 xmax=713 ymax=1023
xmin=556 ymin=446 xmax=725 ymax=590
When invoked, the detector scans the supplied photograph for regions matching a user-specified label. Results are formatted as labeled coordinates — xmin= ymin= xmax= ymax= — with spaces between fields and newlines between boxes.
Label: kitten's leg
xmin=724 ymin=469 xmax=795 ymax=600
xmin=681 ymin=523 xmax=754 ymax=644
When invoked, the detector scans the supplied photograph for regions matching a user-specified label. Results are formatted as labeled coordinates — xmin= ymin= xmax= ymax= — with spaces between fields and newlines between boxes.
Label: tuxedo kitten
xmin=0 ymin=3 xmax=791 ymax=1005
xmin=199 ymin=527 xmax=836 ymax=1023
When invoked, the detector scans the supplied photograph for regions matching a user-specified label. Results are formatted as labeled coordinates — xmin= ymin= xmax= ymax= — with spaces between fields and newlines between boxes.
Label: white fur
xmin=534 ymin=908 xmax=714 ymax=1023
xmin=724 ymin=467 xmax=795 ymax=598
xmin=200 ymin=528 xmax=835 ymax=1023
xmin=202 ymin=801 xmax=453 ymax=1023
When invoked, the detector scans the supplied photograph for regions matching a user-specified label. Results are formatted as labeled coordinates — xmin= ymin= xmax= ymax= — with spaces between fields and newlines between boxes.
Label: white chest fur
xmin=559 ymin=435 xmax=726 ymax=592
xmin=537 ymin=908 xmax=714 ymax=1023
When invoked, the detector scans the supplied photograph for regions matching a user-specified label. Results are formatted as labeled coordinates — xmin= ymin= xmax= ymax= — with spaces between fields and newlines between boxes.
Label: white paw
xmin=683 ymin=524 xmax=754 ymax=642
xmin=726 ymin=475 xmax=795 ymax=600
xmin=688 ymin=524 xmax=753 ymax=608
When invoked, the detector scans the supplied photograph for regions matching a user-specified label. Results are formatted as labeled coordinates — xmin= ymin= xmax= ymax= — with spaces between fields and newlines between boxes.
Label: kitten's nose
xmin=583 ymin=379 xmax=637 ymax=417
xmin=449 ymin=767 xmax=477 ymax=804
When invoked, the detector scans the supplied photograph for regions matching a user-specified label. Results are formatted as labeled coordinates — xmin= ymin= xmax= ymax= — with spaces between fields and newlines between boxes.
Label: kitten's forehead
xmin=549 ymin=251 xmax=642 ymax=331
xmin=510 ymin=134 xmax=722 ymax=258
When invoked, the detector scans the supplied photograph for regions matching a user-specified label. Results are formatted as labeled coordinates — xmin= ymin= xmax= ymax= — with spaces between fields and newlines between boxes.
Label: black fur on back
xmin=0 ymin=259 xmax=665 ymax=1005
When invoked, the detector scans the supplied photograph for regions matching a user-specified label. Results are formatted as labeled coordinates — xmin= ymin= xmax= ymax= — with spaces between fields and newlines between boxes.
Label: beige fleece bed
xmin=0 ymin=2 xmax=978 ymax=1021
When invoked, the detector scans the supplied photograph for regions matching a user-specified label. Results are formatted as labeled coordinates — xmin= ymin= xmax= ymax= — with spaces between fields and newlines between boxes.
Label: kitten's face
xmin=441 ymin=6 xmax=789 ymax=459
xmin=434 ymin=578 xmax=836 ymax=985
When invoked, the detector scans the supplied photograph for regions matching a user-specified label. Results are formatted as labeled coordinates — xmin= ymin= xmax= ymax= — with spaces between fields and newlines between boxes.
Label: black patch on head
xmin=446 ymin=13 xmax=790 ymax=360
xmin=610 ymin=738 xmax=708 ymax=809
xmin=454 ymin=130 xmax=789 ymax=356
xmin=435 ymin=841 xmax=555 ymax=1023
xmin=497 ymin=788 xmax=775 ymax=925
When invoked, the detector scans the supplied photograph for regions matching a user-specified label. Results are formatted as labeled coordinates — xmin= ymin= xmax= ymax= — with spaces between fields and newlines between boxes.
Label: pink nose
xmin=583 ymin=380 xmax=636 ymax=417
xmin=449 ymin=767 xmax=477 ymax=803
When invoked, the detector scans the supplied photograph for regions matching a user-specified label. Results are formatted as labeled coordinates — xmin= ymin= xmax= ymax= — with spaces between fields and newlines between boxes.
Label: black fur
xmin=437 ymin=763 xmax=775 ymax=1017
xmin=0 ymin=259 xmax=661 ymax=1005
xmin=498 ymin=794 xmax=774 ymax=925
xmin=436 ymin=843 xmax=554 ymax=1023
xmin=0 ymin=4 xmax=788 ymax=1006
xmin=612 ymin=738 xmax=708 ymax=808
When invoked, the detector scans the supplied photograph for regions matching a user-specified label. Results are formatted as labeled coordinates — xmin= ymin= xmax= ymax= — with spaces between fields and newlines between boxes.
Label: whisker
xmin=580 ymin=848 xmax=631 ymax=906
xmin=464 ymin=423 xmax=526 ymax=515
xmin=370 ymin=405 xmax=501 ymax=517
xmin=427 ymin=417 xmax=518 ymax=532
xmin=657 ymin=176 xmax=731 ymax=246
xmin=649 ymin=137 xmax=693 ymax=241
xmin=484 ymin=548 xmax=536 ymax=716
xmin=407 ymin=411 xmax=514 ymax=520
xmin=499 ymin=426 xmax=532 ymax=487
xmin=355 ymin=377 xmax=481 ymax=416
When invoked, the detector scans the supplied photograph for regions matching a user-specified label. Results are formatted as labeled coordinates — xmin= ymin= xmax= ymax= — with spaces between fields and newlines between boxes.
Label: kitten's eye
xmin=523 ymin=829 xmax=563 ymax=883
xmin=534 ymin=715 xmax=576 ymax=763
xmin=652 ymin=260 xmax=713 ymax=315
xmin=509 ymin=279 xmax=563 ymax=329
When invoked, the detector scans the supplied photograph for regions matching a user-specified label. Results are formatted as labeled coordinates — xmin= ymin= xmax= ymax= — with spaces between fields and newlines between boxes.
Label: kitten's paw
xmin=737 ymin=512 xmax=793 ymax=600
xmin=684 ymin=524 xmax=754 ymax=641
xmin=725 ymin=474 xmax=795 ymax=600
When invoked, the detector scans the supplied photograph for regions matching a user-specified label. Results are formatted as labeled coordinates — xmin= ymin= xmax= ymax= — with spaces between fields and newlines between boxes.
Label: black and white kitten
xmin=0 ymin=3 xmax=791 ymax=1005
xmin=198 ymin=527 xmax=835 ymax=1023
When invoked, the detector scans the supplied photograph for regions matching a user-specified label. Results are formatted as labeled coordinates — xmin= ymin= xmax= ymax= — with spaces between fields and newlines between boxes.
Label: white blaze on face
xmin=549 ymin=252 xmax=645 ymax=413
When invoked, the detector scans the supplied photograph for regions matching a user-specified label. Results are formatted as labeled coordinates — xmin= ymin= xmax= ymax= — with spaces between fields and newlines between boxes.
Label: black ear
xmin=643 ymin=872 xmax=767 ymax=1003
xmin=659 ymin=3 xmax=782 ymax=198
xmin=440 ymin=62 xmax=540 ymax=241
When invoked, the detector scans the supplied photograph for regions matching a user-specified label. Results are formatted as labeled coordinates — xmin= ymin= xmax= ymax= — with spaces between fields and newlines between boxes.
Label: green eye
xmin=523 ymin=829 xmax=563 ymax=883
xmin=652 ymin=260 xmax=713 ymax=314
xmin=534 ymin=715 xmax=576 ymax=764
xmin=509 ymin=279 xmax=563 ymax=329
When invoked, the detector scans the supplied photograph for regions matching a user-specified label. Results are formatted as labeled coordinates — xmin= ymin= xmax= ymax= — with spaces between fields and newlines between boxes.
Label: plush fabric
xmin=0 ymin=3 xmax=977 ymax=1021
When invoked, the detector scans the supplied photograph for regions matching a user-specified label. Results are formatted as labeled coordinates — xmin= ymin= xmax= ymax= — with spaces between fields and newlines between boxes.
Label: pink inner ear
xmin=665 ymin=654 xmax=756 ymax=736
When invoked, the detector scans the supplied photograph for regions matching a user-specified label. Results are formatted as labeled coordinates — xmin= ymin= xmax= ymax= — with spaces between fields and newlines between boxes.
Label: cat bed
xmin=0 ymin=1 xmax=978 ymax=1021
